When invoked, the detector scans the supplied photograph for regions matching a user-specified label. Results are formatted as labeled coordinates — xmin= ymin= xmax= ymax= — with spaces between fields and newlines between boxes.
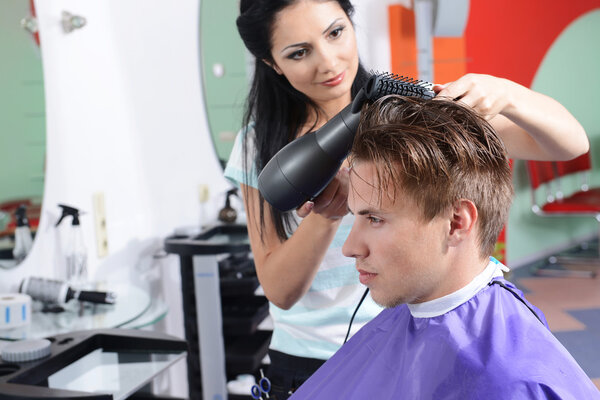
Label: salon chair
xmin=526 ymin=152 xmax=600 ymax=278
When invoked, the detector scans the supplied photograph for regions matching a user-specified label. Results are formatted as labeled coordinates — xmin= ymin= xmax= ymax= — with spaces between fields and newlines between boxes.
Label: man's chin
xmin=371 ymin=292 xmax=405 ymax=309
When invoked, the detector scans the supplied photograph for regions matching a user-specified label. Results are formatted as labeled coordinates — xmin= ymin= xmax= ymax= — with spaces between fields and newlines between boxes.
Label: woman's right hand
xmin=297 ymin=167 xmax=350 ymax=219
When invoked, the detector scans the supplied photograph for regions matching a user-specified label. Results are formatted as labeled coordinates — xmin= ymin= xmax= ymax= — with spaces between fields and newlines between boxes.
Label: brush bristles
xmin=367 ymin=71 xmax=435 ymax=101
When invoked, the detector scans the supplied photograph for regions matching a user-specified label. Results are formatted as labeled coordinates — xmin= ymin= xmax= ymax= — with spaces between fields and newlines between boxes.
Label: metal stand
xmin=192 ymin=254 xmax=227 ymax=399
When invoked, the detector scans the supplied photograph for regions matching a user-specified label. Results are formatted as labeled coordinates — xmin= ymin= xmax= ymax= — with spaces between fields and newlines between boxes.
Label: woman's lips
xmin=358 ymin=269 xmax=377 ymax=285
xmin=321 ymin=71 xmax=345 ymax=87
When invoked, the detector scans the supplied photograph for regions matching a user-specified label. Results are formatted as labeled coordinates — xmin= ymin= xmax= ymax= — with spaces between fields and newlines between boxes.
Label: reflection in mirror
xmin=0 ymin=0 xmax=45 ymax=268
xmin=199 ymin=0 xmax=251 ymax=168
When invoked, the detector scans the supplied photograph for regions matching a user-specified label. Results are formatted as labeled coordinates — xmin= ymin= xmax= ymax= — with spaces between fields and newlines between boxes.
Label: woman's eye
xmin=288 ymin=49 xmax=308 ymax=60
xmin=329 ymin=26 xmax=345 ymax=39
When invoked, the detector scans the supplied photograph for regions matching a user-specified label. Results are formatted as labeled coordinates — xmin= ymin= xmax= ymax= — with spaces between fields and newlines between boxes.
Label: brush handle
xmin=69 ymin=289 xmax=116 ymax=304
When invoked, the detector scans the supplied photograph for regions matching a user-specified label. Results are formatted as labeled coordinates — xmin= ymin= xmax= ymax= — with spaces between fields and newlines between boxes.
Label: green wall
xmin=0 ymin=0 xmax=46 ymax=204
xmin=507 ymin=10 xmax=600 ymax=264
xmin=199 ymin=0 xmax=248 ymax=166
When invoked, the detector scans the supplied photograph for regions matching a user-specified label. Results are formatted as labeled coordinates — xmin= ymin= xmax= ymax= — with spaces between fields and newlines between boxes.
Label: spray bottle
xmin=56 ymin=204 xmax=87 ymax=288
xmin=12 ymin=205 xmax=33 ymax=263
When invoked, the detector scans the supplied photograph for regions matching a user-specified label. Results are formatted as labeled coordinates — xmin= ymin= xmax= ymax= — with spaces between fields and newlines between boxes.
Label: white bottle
xmin=56 ymin=204 xmax=88 ymax=288
xmin=12 ymin=205 xmax=33 ymax=263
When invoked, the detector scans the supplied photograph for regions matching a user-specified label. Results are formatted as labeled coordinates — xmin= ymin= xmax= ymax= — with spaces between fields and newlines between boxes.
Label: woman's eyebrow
xmin=322 ymin=18 xmax=343 ymax=34
xmin=281 ymin=42 xmax=309 ymax=53
xmin=279 ymin=18 xmax=344 ymax=54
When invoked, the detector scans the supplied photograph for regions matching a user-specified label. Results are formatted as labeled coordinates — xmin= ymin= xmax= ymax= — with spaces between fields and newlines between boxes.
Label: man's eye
xmin=368 ymin=216 xmax=383 ymax=225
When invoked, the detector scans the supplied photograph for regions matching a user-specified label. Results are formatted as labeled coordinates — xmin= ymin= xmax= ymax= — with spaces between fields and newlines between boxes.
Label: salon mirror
xmin=199 ymin=0 xmax=251 ymax=169
xmin=0 ymin=0 xmax=45 ymax=268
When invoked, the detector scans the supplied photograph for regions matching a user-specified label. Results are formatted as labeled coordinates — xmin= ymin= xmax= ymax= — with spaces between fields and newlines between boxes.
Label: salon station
xmin=1 ymin=0 xmax=599 ymax=399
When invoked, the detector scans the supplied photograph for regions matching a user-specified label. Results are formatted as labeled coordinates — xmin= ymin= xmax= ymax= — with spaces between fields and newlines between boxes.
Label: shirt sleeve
xmin=223 ymin=125 xmax=259 ymax=189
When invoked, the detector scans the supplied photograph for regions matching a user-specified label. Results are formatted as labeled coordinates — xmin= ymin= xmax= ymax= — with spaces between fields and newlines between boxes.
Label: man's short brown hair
xmin=350 ymin=95 xmax=514 ymax=257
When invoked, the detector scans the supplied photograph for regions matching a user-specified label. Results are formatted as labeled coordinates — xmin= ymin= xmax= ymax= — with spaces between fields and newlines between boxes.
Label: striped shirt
xmin=224 ymin=126 xmax=382 ymax=360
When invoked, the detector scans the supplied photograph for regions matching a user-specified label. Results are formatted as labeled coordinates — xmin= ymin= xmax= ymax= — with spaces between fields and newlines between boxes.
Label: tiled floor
xmin=509 ymin=241 xmax=600 ymax=390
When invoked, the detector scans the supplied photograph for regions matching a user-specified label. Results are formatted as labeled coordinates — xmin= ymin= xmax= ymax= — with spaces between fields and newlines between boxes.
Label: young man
xmin=290 ymin=95 xmax=600 ymax=399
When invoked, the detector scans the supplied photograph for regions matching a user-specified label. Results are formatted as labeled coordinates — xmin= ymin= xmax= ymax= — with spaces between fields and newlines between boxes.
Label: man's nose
xmin=342 ymin=226 xmax=367 ymax=259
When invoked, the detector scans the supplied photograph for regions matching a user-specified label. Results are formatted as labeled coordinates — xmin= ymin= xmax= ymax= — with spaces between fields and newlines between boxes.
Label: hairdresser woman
xmin=224 ymin=0 xmax=587 ymax=398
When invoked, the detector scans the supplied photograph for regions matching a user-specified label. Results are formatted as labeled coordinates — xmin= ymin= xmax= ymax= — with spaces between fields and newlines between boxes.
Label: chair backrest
xmin=525 ymin=160 xmax=556 ymax=190
xmin=526 ymin=152 xmax=592 ymax=189
xmin=555 ymin=152 xmax=592 ymax=177
xmin=526 ymin=151 xmax=593 ymax=208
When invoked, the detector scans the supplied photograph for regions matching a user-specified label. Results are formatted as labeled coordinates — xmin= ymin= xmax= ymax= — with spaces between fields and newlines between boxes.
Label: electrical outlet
xmin=198 ymin=184 xmax=210 ymax=203
xmin=93 ymin=192 xmax=108 ymax=258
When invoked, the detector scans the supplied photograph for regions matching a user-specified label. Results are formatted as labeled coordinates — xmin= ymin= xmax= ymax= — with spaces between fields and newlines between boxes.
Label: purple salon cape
xmin=290 ymin=277 xmax=600 ymax=399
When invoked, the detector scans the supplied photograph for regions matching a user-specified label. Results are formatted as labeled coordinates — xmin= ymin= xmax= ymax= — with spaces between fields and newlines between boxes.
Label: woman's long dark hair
xmin=237 ymin=0 xmax=370 ymax=241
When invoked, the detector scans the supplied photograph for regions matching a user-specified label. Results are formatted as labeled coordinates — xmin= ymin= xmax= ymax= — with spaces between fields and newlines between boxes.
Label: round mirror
xmin=0 ymin=0 xmax=45 ymax=268
xmin=199 ymin=0 xmax=251 ymax=169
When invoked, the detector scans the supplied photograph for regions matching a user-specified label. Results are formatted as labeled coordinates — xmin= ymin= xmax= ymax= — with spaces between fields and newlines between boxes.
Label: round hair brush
xmin=19 ymin=276 xmax=117 ymax=305
xmin=257 ymin=73 xmax=435 ymax=211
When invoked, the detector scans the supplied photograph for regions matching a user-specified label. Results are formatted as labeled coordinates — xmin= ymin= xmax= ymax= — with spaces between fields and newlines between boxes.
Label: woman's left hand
xmin=433 ymin=73 xmax=588 ymax=161
xmin=433 ymin=73 xmax=513 ymax=121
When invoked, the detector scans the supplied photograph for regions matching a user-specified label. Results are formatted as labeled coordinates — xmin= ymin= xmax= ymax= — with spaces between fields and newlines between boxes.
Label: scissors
xmin=250 ymin=369 xmax=271 ymax=399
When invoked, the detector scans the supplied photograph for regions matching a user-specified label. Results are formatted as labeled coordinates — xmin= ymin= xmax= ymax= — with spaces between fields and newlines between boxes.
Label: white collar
xmin=407 ymin=258 xmax=510 ymax=318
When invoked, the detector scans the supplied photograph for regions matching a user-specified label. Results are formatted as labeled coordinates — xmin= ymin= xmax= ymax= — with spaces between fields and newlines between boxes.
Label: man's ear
xmin=262 ymin=59 xmax=282 ymax=75
xmin=447 ymin=199 xmax=478 ymax=247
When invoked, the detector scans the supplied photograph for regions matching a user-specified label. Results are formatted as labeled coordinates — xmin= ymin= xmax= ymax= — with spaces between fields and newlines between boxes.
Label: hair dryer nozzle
xmin=258 ymin=133 xmax=344 ymax=211
xmin=258 ymin=104 xmax=359 ymax=211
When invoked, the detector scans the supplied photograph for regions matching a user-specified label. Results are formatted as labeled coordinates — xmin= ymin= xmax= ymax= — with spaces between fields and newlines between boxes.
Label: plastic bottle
xmin=56 ymin=204 xmax=88 ymax=288
xmin=12 ymin=205 xmax=33 ymax=263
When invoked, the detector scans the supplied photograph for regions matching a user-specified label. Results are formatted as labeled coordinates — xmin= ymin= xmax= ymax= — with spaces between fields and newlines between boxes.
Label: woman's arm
xmin=434 ymin=73 xmax=589 ymax=161
xmin=241 ymin=168 xmax=349 ymax=310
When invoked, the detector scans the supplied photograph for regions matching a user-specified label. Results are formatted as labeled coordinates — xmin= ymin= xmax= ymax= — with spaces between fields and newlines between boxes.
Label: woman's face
xmin=269 ymin=0 xmax=359 ymax=114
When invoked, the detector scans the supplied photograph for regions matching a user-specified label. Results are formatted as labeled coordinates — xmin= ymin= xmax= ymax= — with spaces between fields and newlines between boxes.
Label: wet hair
xmin=350 ymin=95 xmax=514 ymax=257
xmin=237 ymin=0 xmax=369 ymax=241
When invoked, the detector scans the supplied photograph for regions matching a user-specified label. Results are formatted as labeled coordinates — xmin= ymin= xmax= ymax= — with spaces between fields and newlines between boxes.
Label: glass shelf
xmin=43 ymin=348 xmax=185 ymax=400
xmin=0 ymin=283 xmax=164 ymax=341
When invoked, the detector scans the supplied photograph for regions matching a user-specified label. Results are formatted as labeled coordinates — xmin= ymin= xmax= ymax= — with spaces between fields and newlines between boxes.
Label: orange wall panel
xmin=388 ymin=5 xmax=417 ymax=78
xmin=388 ymin=5 xmax=466 ymax=84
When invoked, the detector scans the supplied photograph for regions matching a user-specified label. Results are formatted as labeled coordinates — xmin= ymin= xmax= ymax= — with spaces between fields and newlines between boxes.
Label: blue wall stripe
xmin=309 ymin=264 xmax=360 ymax=292
xmin=270 ymin=325 xmax=342 ymax=359
xmin=331 ymin=223 xmax=352 ymax=248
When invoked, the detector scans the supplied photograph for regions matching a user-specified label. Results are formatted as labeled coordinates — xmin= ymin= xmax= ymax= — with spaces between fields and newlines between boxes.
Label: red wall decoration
xmin=387 ymin=1 xmax=600 ymax=263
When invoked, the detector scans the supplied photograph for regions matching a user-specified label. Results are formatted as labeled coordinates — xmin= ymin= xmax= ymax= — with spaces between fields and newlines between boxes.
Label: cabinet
xmin=0 ymin=329 xmax=187 ymax=400
xmin=165 ymin=224 xmax=272 ymax=400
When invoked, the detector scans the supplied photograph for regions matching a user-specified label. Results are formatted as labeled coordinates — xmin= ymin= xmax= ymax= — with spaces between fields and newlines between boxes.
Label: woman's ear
xmin=262 ymin=59 xmax=282 ymax=75
xmin=447 ymin=199 xmax=478 ymax=247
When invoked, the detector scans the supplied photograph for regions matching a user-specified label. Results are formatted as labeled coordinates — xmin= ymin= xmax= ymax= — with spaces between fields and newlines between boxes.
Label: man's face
xmin=343 ymin=161 xmax=452 ymax=308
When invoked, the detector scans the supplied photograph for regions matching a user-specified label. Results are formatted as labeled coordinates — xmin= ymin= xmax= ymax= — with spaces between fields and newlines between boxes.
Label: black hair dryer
xmin=256 ymin=73 xmax=435 ymax=212
xmin=257 ymin=104 xmax=360 ymax=212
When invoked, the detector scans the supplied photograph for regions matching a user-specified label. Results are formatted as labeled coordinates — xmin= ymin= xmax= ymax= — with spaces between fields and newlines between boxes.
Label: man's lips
xmin=320 ymin=71 xmax=345 ymax=86
xmin=358 ymin=268 xmax=377 ymax=285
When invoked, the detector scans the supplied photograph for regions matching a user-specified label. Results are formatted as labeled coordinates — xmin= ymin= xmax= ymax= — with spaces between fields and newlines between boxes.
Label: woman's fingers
xmin=434 ymin=74 xmax=507 ymax=120
xmin=312 ymin=168 xmax=350 ymax=219
xmin=296 ymin=201 xmax=314 ymax=218
xmin=434 ymin=77 xmax=470 ymax=101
